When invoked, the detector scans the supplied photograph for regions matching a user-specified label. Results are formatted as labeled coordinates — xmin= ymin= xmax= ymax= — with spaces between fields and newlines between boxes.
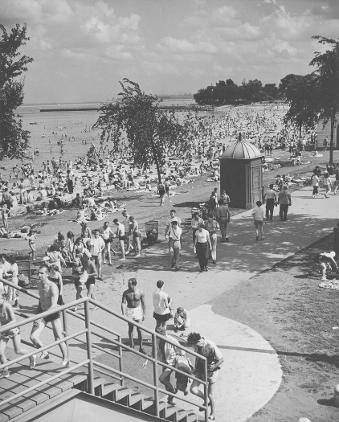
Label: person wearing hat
xmin=166 ymin=218 xmax=182 ymax=271
xmin=187 ymin=332 xmax=224 ymax=421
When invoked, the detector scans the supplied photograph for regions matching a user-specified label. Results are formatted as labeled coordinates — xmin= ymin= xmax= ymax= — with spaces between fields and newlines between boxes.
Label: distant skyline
xmin=1 ymin=0 xmax=338 ymax=103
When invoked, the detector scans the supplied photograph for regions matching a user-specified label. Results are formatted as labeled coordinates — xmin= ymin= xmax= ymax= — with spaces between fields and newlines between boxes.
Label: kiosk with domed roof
xmin=220 ymin=134 xmax=264 ymax=209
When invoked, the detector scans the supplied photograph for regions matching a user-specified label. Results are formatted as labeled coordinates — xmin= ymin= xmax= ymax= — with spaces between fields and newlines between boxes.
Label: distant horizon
xmin=21 ymin=93 xmax=195 ymax=107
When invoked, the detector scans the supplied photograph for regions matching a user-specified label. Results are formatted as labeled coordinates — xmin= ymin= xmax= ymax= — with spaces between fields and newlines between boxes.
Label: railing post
xmin=28 ymin=259 xmax=31 ymax=285
xmin=84 ymin=300 xmax=95 ymax=395
xmin=152 ymin=332 xmax=160 ymax=418
xmin=204 ymin=358 xmax=208 ymax=422
xmin=62 ymin=310 xmax=69 ymax=362
xmin=118 ymin=334 xmax=123 ymax=386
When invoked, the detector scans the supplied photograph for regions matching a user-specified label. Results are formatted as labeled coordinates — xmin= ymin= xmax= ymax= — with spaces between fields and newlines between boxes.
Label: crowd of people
xmin=0 ymin=103 xmax=337 ymax=420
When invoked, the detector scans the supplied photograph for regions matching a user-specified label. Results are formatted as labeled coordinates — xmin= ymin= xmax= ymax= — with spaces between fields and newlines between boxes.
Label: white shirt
xmin=195 ymin=228 xmax=210 ymax=243
xmin=91 ymin=237 xmax=105 ymax=256
xmin=252 ymin=206 xmax=265 ymax=221
xmin=312 ymin=175 xmax=319 ymax=187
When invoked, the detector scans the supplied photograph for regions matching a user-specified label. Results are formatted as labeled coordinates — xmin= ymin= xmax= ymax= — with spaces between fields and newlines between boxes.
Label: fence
xmin=0 ymin=278 xmax=209 ymax=421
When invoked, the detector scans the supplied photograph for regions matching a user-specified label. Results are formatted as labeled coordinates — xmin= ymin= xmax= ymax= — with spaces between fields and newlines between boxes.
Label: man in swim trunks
xmin=187 ymin=332 xmax=224 ymax=421
xmin=30 ymin=265 xmax=68 ymax=367
xmin=121 ymin=278 xmax=146 ymax=353
xmin=0 ymin=298 xmax=27 ymax=377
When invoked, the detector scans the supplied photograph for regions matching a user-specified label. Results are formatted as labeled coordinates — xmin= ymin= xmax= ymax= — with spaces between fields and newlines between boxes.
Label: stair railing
xmin=0 ymin=278 xmax=209 ymax=422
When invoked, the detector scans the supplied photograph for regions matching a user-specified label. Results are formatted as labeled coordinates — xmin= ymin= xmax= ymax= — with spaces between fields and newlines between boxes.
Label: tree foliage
xmin=310 ymin=36 xmax=339 ymax=163
xmin=0 ymin=24 xmax=33 ymax=159
xmin=94 ymin=79 xmax=190 ymax=183
xmin=279 ymin=73 xmax=320 ymax=134
xmin=194 ymin=78 xmax=280 ymax=106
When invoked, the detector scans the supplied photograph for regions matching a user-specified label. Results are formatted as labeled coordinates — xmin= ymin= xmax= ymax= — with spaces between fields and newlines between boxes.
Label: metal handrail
xmin=0 ymin=297 xmax=88 ymax=333
xmin=0 ymin=328 xmax=87 ymax=371
xmin=0 ymin=360 xmax=89 ymax=407
xmin=93 ymin=360 xmax=207 ymax=410
xmin=90 ymin=298 xmax=206 ymax=360
xmin=0 ymin=278 xmax=209 ymax=421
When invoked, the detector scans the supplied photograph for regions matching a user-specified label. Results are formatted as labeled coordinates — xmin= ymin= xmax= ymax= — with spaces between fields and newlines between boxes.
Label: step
xmin=145 ymin=399 xmax=169 ymax=418
xmin=114 ymin=386 xmax=134 ymax=405
xmin=0 ymin=362 xmax=88 ymax=421
xmin=99 ymin=382 xmax=122 ymax=399
xmin=179 ymin=410 xmax=199 ymax=422
xmin=128 ymin=391 xmax=147 ymax=407
xmin=130 ymin=393 xmax=155 ymax=412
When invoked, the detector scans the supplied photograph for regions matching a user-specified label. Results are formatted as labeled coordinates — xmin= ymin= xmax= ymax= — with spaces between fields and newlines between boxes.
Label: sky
xmin=1 ymin=0 xmax=339 ymax=104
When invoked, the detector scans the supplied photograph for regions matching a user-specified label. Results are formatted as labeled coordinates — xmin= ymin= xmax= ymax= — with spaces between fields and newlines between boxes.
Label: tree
xmin=0 ymin=24 xmax=33 ymax=159
xmin=310 ymin=36 xmax=339 ymax=164
xmin=94 ymin=79 xmax=189 ymax=183
xmin=279 ymin=73 xmax=320 ymax=136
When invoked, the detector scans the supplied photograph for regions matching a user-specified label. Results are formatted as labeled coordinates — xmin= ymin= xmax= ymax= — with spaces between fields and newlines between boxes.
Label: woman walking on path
xmin=205 ymin=216 xmax=219 ymax=264
xmin=194 ymin=224 xmax=212 ymax=272
xmin=252 ymin=201 xmax=265 ymax=241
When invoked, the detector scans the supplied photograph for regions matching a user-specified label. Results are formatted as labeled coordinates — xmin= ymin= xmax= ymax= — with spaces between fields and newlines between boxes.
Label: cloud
xmin=0 ymin=0 xmax=142 ymax=54
xmin=158 ymin=37 xmax=217 ymax=54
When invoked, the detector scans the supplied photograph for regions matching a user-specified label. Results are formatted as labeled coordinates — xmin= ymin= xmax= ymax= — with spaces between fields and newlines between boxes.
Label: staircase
xmin=0 ymin=361 xmax=198 ymax=422
xmin=0 ymin=288 xmax=208 ymax=422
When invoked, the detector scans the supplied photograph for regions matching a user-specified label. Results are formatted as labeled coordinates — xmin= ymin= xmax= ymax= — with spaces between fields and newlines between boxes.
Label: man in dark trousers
xmin=278 ymin=185 xmax=292 ymax=221
xmin=264 ymin=184 xmax=277 ymax=221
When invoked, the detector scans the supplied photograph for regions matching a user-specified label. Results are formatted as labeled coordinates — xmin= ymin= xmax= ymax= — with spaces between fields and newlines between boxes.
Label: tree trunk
xmin=329 ymin=110 xmax=335 ymax=164
xmin=150 ymin=136 xmax=162 ymax=184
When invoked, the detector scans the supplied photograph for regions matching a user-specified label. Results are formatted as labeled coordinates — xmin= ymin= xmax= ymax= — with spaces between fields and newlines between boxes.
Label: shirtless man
xmin=121 ymin=278 xmax=146 ymax=353
xmin=30 ymin=265 xmax=68 ymax=367
xmin=0 ymin=298 xmax=27 ymax=377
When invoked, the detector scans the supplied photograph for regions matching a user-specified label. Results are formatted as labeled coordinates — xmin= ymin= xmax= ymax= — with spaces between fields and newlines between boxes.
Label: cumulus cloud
xmin=158 ymin=37 xmax=217 ymax=54
xmin=0 ymin=0 xmax=142 ymax=58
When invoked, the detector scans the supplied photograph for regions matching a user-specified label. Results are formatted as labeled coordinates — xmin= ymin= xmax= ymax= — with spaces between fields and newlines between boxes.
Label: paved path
xmin=14 ymin=185 xmax=339 ymax=421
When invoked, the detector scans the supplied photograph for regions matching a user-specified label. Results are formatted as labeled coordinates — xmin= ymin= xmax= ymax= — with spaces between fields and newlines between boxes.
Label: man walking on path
xmin=215 ymin=200 xmax=230 ymax=242
xmin=264 ymin=184 xmax=277 ymax=221
xmin=187 ymin=332 xmax=224 ymax=421
xmin=194 ymin=224 xmax=212 ymax=272
xmin=166 ymin=219 xmax=182 ymax=271
xmin=278 ymin=186 xmax=292 ymax=221
xmin=121 ymin=278 xmax=146 ymax=353
xmin=90 ymin=229 xmax=105 ymax=280
xmin=30 ymin=265 xmax=68 ymax=368
xmin=113 ymin=218 xmax=126 ymax=260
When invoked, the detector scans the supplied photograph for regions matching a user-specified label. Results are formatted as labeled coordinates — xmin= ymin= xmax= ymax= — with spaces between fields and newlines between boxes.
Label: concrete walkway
xmin=14 ymin=185 xmax=339 ymax=421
